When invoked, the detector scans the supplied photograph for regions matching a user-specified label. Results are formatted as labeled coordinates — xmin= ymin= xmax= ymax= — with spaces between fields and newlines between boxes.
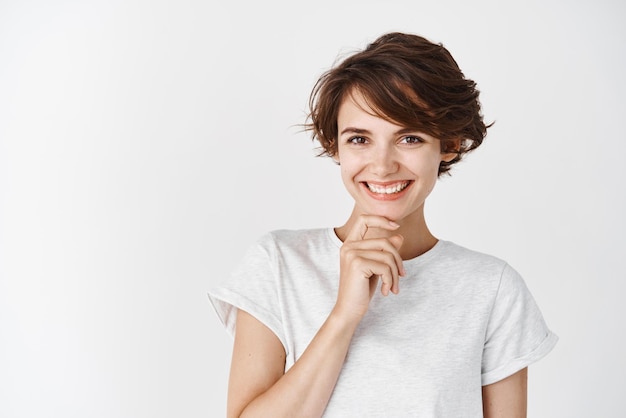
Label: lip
xmin=361 ymin=180 xmax=413 ymax=201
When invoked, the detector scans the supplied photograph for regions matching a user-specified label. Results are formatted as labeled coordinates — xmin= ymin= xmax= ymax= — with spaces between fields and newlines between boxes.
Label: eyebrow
xmin=339 ymin=127 xmax=371 ymax=136
xmin=339 ymin=127 xmax=420 ymax=136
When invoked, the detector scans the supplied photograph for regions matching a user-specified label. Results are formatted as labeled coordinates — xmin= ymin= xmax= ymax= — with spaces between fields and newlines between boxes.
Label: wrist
xmin=329 ymin=304 xmax=363 ymax=332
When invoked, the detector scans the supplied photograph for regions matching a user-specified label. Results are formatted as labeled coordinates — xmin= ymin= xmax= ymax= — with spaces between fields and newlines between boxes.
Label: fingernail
xmin=389 ymin=220 xmax=400 ymax=227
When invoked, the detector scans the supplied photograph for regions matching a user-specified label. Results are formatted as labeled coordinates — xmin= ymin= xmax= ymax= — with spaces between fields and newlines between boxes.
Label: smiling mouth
xmin=365 ymin=181 xmax=412 ymax=194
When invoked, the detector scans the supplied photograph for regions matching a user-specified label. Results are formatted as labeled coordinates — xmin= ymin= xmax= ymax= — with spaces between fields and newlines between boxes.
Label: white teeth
xmin=367 ymin=181 xmax=410 ymax=194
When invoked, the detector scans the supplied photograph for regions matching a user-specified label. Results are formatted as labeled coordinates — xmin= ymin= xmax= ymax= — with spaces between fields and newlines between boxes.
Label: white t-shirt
xmin=209 ymin=228 xmax=557 ymax=417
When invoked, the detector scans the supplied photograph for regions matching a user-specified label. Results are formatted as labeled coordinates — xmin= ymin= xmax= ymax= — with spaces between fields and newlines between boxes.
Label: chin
xmin=367 ymin=202 xmax=424 ymax=224
xmin=365 ymin=206 xmax=407 ymax=222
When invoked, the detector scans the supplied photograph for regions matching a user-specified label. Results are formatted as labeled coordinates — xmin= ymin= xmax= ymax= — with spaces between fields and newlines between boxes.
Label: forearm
xmin=238 ymin=309 xmax=358 ymax=418
xmin=231 ymin=216 xmax=403 ymax=418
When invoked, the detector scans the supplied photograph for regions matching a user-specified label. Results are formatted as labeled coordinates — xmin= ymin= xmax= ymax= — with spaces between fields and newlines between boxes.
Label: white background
xmin=1 ymin=0 xmax=625 ymax=417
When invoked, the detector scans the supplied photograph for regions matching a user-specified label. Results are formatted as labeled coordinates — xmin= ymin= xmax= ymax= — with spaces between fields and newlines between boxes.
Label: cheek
xmin=340 ymin=164 xmax=357 ymax=190
xmin=339 ymin=162 xmax=366 ymax=199
xmin=411 ymin=152 xmax=442 ymax=177
xmin=339 ymin=158 xmax=360 ymax=178
xmin=424 ymin=173 xmax=438 ymax=194
xmin=412 ymin=155 xmax=442 ymax=191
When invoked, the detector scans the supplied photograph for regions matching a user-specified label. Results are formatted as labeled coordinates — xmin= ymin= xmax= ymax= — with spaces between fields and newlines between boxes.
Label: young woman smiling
xmin=209 ymin=32 xmax=557 ymax=418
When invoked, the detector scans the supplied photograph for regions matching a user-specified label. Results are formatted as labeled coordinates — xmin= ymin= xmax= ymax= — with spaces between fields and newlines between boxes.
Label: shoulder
xmin=437 ymin=240 xmax=509 ymax=273
xmin=263 ymin=227 xmax=330 ymax=243
xmin=256 ymin=228 xmax=339 ymax=256
xmin=447 ymin=242 xmax=538 ymax=301
xmin=431 ymin=241 xmax=528 ymax=298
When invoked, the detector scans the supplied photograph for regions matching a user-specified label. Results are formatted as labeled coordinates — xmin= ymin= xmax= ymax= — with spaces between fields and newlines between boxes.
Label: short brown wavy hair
xmin=305 ymin=32 xmax=491 ymax=175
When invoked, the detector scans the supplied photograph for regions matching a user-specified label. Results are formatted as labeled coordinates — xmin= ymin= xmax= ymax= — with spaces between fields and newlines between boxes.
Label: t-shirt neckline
xmin=325 ymin=227 xmax=448 ymax=267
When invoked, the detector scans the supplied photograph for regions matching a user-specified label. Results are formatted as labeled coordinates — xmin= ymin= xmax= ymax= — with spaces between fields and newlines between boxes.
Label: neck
xmin=335 ymin=206 xmax=438 ymax=260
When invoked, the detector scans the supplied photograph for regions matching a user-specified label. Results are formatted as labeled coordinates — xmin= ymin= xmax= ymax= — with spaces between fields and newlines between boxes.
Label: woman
xmin=209 ymin=32 xmax=557 ymax=417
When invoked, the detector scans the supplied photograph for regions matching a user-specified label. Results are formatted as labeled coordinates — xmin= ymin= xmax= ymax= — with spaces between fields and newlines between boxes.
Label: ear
xmin=441 ymin=138 xmax=461 ymax=162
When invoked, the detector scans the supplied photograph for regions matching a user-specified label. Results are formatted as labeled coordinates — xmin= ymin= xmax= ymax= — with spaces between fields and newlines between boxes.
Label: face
xmin=335 ymin=90 xmax=456 ymax=223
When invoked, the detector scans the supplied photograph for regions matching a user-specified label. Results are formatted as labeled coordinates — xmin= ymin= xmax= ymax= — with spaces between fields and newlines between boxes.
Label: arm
xmin=227 ymin=215 xmax=404 ymax=418
xmin=228 ymin=308 xmax=359 ymax=418
xmin=482 ymin=367 xmax=528 ymax=418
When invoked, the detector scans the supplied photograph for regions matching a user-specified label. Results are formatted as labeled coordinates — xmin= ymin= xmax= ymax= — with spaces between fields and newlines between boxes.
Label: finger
xmin=379 ymin=255 xmax=400 ymax=296
xmin=378 ymin=268 xmax=394 ymax=297
xmin=388 ymin=234 xmax=405 ymax=281
xmin=351 ymin=250 xmax=400 ymax=295
xmin=346 ymin=236 xmax=405 ymax=278
xmin=358 ymin=257 xmax=401 ymax=297
xmin=346 ymin=215 xmax=400 ymax=243
xmin=388 ymin=234 xmax=404 ymax=251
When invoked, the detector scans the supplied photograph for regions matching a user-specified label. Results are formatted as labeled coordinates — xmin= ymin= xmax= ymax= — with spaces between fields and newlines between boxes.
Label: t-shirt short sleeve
xmin=481 ymin=263 xmax=558 ymax=385
xmin=208 ymin=234 xmax=287 ymax=353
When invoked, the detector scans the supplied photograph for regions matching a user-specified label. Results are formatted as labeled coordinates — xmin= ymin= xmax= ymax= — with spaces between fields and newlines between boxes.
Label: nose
xmin=369 ymin=143 xmax=399 ymax=177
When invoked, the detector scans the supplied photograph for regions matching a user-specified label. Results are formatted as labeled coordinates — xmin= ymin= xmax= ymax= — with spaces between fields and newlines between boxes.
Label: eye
xmin=399 ymin=135 xmax=425 ymax=144
xmin=348 ymin=136 xmax=368 ymax=145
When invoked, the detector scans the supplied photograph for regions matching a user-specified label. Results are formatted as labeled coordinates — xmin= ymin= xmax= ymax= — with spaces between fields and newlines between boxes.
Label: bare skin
xmin=227 ymin=213 xmax=528 ymax=417
xmin=483 ymin=367 xmax=528 ymax=417
xmin=226 ymin=91 xmax=528 ymax=417
xmin=228 ymin=215 xmax=404 ymax=418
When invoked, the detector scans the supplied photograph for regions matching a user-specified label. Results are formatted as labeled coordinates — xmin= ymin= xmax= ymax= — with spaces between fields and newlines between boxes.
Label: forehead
xmin=337 ymin=89 xmax=404 ymax=131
